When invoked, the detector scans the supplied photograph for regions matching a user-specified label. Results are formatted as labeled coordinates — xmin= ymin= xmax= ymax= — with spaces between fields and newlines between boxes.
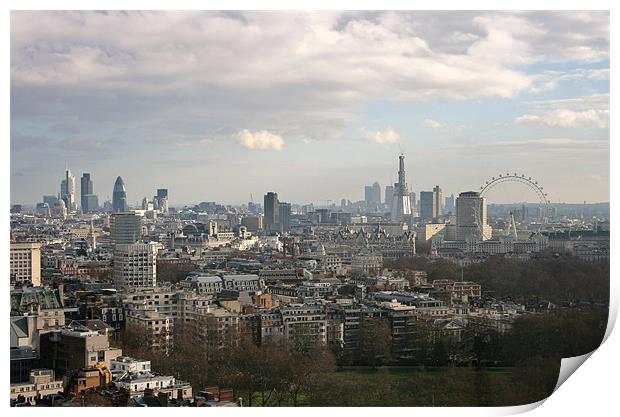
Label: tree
xmin=357 ymin=317 xmax=392 ymax=368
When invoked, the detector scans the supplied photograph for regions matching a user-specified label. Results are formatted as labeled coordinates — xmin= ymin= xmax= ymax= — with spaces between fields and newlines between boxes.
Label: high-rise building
xmin=112 ymin=176 xmax=128 ymax=212
xmin=278 ymin=202 xmax=291 ymax=233
xmin=390 ymin=154 xmax=412 ymax=221
xmin=60 ymin=167 xmax=76 ymax=211
xmin=365 ymin=182 xmax=382 ymax=210
xmin=156 ymin=189 xmax=168 ymax=201
xmin=80 ymin=173 xmax=99 ymax=213
xmin=408 ymin=192 xmax=416 ymax=211
xmin=372 ymin=182 xmax=381 ymax=205
xmin=364 ymin=185 xmax=374 ymax=207
xmin=10 ymin=243 xmax=41 ymax=287
xmin=419 ymin=191 xmax=435 ymax=221
xmin=109 ymin=212 xmax=143 ymax=246
xmin=114 ymin=242 xmax=158 ymax=288
xmin=456 ymin=191 xmax=492 ymax=241
xmin=264 ymin=192 xmax=279 ymax=232
xmin=385 ymin=186 xmax=394 ymax=212
xmin=445 ymin=194 xmax=455 ymax=214
xmin=83 ymin=195 xmax=99 ymax=213
xmin=154 ymin=188 xmax=169 ymax=213
xmin=80 ymin=173 xmax=93 ymax=204
xmin=433 ymin=185 xmax=443 ymax=218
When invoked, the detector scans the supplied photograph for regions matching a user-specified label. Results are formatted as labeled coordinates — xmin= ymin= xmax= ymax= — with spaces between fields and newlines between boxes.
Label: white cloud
xmin=423 ymin=118 xmax=446 ymax=129
xmin=516 ymin=93 xmax=609 ymax=129
xmin=516 ymin=110 xmax=609 ymax=129
xmin=236 ymin=129 xmax=284 ymax=150
xmin=360 ymin=127 xmax=400 ymax=144
xmin=9 ymin=11 xmax=609 ymax=147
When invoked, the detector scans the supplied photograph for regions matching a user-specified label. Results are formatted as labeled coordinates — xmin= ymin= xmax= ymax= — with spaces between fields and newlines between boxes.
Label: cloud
xmin=516 ymin=109 xmax=609 ymax=129
xmin=360 ymin=127 xmax=400 ymax=144
xmin=236 ymin=129 xmax=284 ymax=150
xmin=442 ymin=138 xmax=608 ymax=159
xmin=516 ymin=93 xmax=609 ymax=129
xmin=10 ymin=11 xmax=609 ymax=148
xmin=423 ymin=118 xmax=446 ymax=129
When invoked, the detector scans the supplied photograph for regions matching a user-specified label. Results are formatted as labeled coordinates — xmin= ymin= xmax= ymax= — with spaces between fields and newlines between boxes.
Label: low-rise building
xmin=10 ymin=369 xmax=64 ymax=405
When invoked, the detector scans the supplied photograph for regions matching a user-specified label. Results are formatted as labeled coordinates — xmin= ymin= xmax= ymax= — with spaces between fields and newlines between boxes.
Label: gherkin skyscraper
xmin=112 ymin=176 xmax=128 ymax=212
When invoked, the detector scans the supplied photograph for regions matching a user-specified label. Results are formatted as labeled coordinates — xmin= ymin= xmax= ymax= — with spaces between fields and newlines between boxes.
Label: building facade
xmin=10 ymin=243 xmax=42 ymax=287
xmin=113 ymin=242 xmax=159 ymax=288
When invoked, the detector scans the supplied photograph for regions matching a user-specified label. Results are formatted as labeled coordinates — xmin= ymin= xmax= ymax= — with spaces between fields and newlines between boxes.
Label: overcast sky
xmin=10 ymin=11 xmax=610 ymax=206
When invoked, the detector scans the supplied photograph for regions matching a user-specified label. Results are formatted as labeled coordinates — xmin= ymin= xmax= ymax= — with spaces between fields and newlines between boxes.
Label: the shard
xmin=391 ymin=154 xmax=412 ymax=221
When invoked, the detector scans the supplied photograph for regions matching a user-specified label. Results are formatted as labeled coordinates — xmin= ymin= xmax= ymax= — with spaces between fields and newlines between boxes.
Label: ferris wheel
xmin=479 ymin=173 xmax=551 ymax=231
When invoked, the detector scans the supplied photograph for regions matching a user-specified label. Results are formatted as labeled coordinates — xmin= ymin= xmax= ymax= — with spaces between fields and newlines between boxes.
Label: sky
xmin=10 ymin=11 xmax=610 ymax=207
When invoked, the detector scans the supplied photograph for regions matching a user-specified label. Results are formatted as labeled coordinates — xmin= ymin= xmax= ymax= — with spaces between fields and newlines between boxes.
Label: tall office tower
xmin=445 ymin=194 xmax=455 ymax=214
xmin=278 ymin=202 xmax=291 ymax=233
xmin=390 ymin=154 xmax=412 ymax=221
xmin=112 ymin=176 xmax=128 ymax=212
xmin=385 ymin=186 xmax=394 ymax=212
xmin=456 ymin=191 xmax=492 ymax=241
xmin=83 ymin=195 xmax=99 ymax=213
xmin=109 ymin=212 xmax=143 ymax=245
xmin=154 ymin=188 xmax=169 ymax=213
xmin=10 ymin=243 xmax=42 ymax=287
xmin=420 ymin=191 xmax=436 ymax=221
xmin=264 ymin=192 xmax=279 ymax=232
xmin=364 ymin=185 xmax=374 ymax=207
xmin=60 ymin=167 xmax=77 ymax=211
xmin=433 ymin=185 xmax=443 ymax=218
xmin=372 ymin=182 xmax=381 ymax=205
xmin=113 ymin=242 xmax=158 ymax=288
xmin=156 ymin=188 xmax=168 ymax=201
xmin=408 ymin=192 xmax=417 ymax=211
xmin=80 ymin=173 xmax=97 ymax=213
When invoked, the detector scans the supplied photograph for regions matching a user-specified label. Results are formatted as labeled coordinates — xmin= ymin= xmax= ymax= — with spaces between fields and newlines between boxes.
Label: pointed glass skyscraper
xmin=112 ymin=176 xmax=128 ymax=212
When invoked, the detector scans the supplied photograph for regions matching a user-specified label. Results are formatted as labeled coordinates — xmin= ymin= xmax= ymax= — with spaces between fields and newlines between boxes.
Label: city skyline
xmin=11 ymin=11 xmax=610 ymax=205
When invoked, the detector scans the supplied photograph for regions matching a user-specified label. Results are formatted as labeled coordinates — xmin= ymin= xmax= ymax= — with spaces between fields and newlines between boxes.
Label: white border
xmin=2 ymin=2 xmax=616 ymax=416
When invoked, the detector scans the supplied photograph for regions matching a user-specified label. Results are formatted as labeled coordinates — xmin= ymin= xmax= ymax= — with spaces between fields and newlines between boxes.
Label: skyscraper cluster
xmin=364 ymin=182 xmax=382 ymax=211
